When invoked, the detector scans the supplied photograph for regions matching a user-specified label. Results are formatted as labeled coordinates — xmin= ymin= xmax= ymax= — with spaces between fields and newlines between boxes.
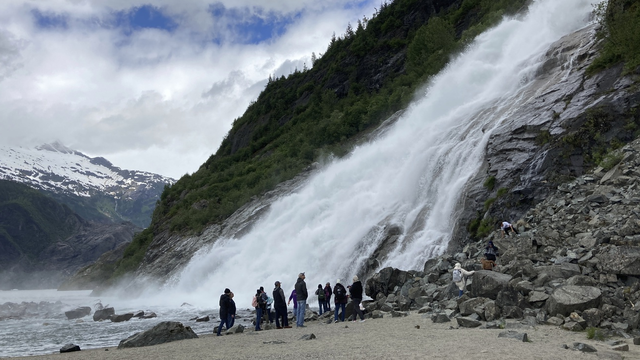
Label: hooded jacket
xmin=295 ymin=277 xmax=308 ymax=300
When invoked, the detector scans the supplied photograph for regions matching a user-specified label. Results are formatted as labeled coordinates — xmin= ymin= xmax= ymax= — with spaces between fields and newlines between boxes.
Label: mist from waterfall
xmin=159 ymin=0 xmax=597 ymax=308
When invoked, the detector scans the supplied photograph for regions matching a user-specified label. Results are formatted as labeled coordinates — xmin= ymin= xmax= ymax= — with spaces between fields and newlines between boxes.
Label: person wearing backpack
xmin=333 ymin=279 xmax=348 ymax=322
xmin=324 ymin=282 xmax=332 ymax=313
xmin=314 ymin=284 xmax=326 ymax=315
xmin=253 ymin=288 xmax=266 ymax=331
xmin=453 ymin=263 xmax=475 ymax=298
xmin=259 ymin=286 xmax=274 ymax=324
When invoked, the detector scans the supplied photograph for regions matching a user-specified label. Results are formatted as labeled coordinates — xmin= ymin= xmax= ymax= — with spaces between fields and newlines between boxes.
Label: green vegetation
xmin=113 ymin=0 xmax=532 ymax=279
xmin=535 ymin=130 xmax=552 ymax=145
xmin=483 ymin=176 xmax=496 ymax=191
xmin=587 ymin=0 xmax=640 ymax=74
xmin=586 ymin=326 xmax=606 ymax=341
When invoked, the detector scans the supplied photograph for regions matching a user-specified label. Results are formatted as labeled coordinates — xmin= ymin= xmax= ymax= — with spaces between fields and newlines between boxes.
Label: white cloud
xmin=0 ymin=1 xmax=378 ymax=178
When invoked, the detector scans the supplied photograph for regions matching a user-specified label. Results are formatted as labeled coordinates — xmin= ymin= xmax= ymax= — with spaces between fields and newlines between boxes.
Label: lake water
xmin=0 ymin=289 xmax=254 ymax=358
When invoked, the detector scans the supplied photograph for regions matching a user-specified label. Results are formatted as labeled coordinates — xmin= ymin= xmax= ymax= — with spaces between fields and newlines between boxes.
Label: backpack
xmin=317 ymin=289 xmax=325 ymax=301
xmin=335 ymin=285 xmax=346 ymax=301
xmin=258 ymin=293 xmax=267 ymax=306
xmin=452 ymin=269 xmax=463 ymax=282
xmin=252 ymin=295 xmax=258 ymax=308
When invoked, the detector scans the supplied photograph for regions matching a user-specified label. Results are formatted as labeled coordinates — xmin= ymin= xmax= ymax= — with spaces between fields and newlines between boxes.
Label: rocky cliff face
xmin=364 ymin=136 xmax=640 ymax=334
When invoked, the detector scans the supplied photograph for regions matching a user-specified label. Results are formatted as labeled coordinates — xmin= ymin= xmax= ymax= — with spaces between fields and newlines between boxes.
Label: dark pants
xmin=228 ymin=314 xmax=235 ymax=328
xmin=275 ymin=305 xmax=288 ymax=328
xmin=334 ymin=302 xmax=346 ymax=321
xmin=325 ymin=298 xmax=331 ymax=312
xmin=217 ymin=313 xmax=229 ymax=336
xmin=352 ymin=298 xmax=364 ymax=321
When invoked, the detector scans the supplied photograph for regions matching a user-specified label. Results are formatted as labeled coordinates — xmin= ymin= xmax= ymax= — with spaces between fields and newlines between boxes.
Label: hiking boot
xmin=284 ymin=326 xmax=292 ymax=328
xmin=359 ymin=319 xmax=365 ymax=322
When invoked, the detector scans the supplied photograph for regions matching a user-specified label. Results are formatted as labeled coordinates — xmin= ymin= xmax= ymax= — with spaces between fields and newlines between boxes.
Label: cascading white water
xmin=160 ymin=0 xmax=598 ymax=308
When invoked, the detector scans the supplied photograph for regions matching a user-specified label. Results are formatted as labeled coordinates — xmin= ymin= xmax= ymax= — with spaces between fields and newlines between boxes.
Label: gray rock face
xmin=547 ymin=286 xmax=602 ymax=317
xmin=596 ymin=247 xmax=640 ymax=276
xmin=118 ymin=321 xmax=198 ymax=349
xmin=468 ymin=271 xmax=512 ymax=300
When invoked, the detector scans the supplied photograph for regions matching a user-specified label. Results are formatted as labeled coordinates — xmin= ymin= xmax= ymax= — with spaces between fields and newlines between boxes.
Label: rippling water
xmin=0 ymin=289 xmax=253 ymax=358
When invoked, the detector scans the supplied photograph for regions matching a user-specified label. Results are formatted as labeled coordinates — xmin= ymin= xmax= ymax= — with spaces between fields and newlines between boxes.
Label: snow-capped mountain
xmin=0 ymin=142 xmax=175 ymax=227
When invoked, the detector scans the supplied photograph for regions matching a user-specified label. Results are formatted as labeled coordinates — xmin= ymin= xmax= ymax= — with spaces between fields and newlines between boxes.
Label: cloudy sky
xmin=0 ymin=0 xmax=379 ymax=179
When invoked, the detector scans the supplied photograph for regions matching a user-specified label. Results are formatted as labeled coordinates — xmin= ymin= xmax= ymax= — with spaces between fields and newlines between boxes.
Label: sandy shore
xmin=16 ymin=313 xmax=638 ymax=360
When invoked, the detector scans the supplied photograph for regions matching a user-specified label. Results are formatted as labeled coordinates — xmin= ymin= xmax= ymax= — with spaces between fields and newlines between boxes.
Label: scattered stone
xmin=195 ymin=316 xmax=210 ymax=322
xmin=60 ymin=344 xmax=80 ymax=353
xmin=431 ymin=313 xmax=450 ymax=323
xmin=263 ymin=340 xmax=286 ymax=344
xmin=110 ymin=313 xmax=134 ymax=322
xmin=456 ymin=317 xmax=481 ymax=328
xmin=498 ymin=330 xmax=528 ymax=342
xmin=298 ymin=334 xmax=316 ymax=341
xmin=573 ymin=342 xmax=597 ymax=353
xmin=225 ymin=324 xmax=244 ymax=335
xmin=633 ymin=337 xmax=640 ymax=345
xmin=415 ymin=325 xmax=420 ymax=329
xmin=65 ymin=307 xmax=91 ymax=320
xmin=611 ymin=344 xmax=629 ymax=352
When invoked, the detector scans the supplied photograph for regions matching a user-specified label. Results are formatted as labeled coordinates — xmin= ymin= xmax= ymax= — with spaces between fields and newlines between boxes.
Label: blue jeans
xmin=228 ymin=314 xmax=235 ymax=328
xmin=255 ymin=307 xmax=263 ymax=330
xmin=334 ymin=303 xmax=345 ymax=322
xmin=217 ymin=314 xmax=229 ymax=336
xmin=318 ymin=300 xmax=324 ymax=315
xmin=296 ymin=300 xmax=306 ymax=327
xmin=324 ymin=299 xmax=331 ymax=312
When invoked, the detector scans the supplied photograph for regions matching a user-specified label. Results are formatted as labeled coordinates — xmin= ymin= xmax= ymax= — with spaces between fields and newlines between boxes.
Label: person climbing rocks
xmin=452 ymin=263 xmax=475 ymax=298
xmin=500 ymin=221 xmax=518 ymax=238
xmin=482 ymin=240 xmax=500 ymax=270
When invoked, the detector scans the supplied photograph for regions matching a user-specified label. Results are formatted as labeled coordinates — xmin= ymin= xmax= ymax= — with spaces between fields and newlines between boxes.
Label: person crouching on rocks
xmin=452 ymin=263 xmax=475 ymax=298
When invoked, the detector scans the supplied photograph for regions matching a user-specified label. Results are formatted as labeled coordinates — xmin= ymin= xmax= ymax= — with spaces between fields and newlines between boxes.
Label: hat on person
xmin=224 ymin=288 xmax=231 ymax=294
xmin=336 ymin=279 xmax=341 ymax=284
xmin=454 ymin=263 xmax=462 ymax=269
xmin=488 ymin=240 xmax=494 ymax=246
xmin=353 ymin=275 xmax=359 ymax=282
xmin=274 ymin=281 xmax=280 ymax=286
xmin=299 ymin=272 xmax=305 ymax=278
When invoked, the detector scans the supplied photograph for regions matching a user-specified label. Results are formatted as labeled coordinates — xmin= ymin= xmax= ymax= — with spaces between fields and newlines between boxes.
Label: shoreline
xmin=14 ymin=312 xmax=638 ymax=360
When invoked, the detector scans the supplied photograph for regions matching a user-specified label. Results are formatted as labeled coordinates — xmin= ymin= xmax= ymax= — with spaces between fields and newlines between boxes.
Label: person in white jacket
xmin=453 ymin=263 xmax=475 ymax=298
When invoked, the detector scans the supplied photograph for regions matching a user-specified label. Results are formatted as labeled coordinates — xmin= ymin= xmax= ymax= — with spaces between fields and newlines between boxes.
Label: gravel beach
xmin=16 ymin=312 xmax=639 ymax=360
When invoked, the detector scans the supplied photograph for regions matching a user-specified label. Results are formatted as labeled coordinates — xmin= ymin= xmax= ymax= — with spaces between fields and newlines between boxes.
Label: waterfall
xmin=158 ymin=0 xmax=597 ymax=308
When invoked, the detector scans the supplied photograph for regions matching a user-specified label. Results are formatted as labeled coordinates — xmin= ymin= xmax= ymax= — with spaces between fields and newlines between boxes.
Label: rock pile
xmin=364 ymin=138 xmax=640 ymax=339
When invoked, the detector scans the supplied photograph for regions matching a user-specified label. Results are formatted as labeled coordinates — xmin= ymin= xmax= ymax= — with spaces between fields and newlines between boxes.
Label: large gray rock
xmin=546 ymin=286 xmax=602 ymax=317
xmin=456 ymin=316 xmax=482 ymax=328
xmin=365 ymin=267 xmax=411 ymax=298
xmin=596 ymin=247 xmax=640 ymax=276
xmin=93 ymin=307 xmax=115 ymax=321
xmin=60 ymin=344 xmax=80 ymax=353
xmin=534 ymin=263 xmax=581 ymax=280
xmin=118 ymin=321 xmax=198 ymax=349
xmin=468 ymin=271 xmax=512 ymax=300
xmin=65 ymin=307 xmax=91 ymax=320
xmin=111 ymin=313 xmax=134 ymax=322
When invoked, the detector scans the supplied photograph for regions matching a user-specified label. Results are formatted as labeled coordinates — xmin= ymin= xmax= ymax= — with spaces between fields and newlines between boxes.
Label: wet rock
xmin=93 ymin=307 xmax=115 ymax=321
xmin=195 ymin=316 xmax=210 ymax=322
xmin=64 ymin=307 xmax=91 ymax=320
xmin=60 ymin=344 xmax=80 ymax=353
xmin=110 ymin=313 xmax=134 ymax=322
xmin=118 ymin=321 xmax=198 ymax=349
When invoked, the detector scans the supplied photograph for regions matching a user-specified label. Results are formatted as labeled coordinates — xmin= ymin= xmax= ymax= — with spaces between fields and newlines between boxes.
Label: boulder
xmin=93 ymin=307 xmax=115 ymax=321
xmin=596 ymin=247 xmax=640 ymax=275
xmin=60 ymin=344 xmax=80 ymax=353
xmin=431 ymin=313 xmax=450 ymax=323
xmin=573 ymin=342 xmax=597 ymax=352
xmin=111 ymin=313 xmax=134 ymax=322
xmin=459 ymin=298 xmax=489 ymax=316
xmin=456 ymin=316 xmax=481 ymax=328
xmin=225 ymin=324 xmax=244 ymax=334
xmin=581 ymin=308 xmax=603 ymax=328
xmin=118 ymin=321 xmax=198 ymax=349
xmin=65 ymin=307 xmax=91 ymax=320
xmin=534 ymin=263 xmax=581 ymax=281
xmin=546 ymin=286 xmax=602 ymax=317
xmin=195 ymin=316 xmax=210 ymax=322
xmin=468 ymin=271 xmax=512 ymax=300
xmin=365 ymin=267 xmax=411 ymax=298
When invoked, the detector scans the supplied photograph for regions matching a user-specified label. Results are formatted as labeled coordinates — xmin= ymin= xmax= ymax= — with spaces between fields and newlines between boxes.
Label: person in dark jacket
xmin=315 ymin=284 xmax=325 ymax=315
xmin=349 ymin=276 xmax=365 ymax=322
xmin=273 ymin=281 xmax=290 ymax=329
xmin=324 ymin=282 xmax=332 ymax=312
xmin=217 ymin=288 xmax=232 ymax=336
xmin=228 ymin=291 xmax=236 ymax=328
xmin=294 ymin=272 xmax=308 ymax=328
xmin=333 ymin=279 xmax=348 ymax=322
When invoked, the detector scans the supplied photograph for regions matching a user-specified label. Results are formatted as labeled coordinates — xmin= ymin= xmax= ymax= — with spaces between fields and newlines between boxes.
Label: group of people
xmin=216 ymin=272 xmax=367 ymax=335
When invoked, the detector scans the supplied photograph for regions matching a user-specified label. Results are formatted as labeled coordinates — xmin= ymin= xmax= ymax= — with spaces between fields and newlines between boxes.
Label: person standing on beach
xmin=333 ymin=279 xmax=348 ymax=322
xmin=294 ymin=272 xmax=308 ymax=327
xmin=288 ymin=289 xmax=297 ymax=313
xmin=315 ymin=284 xmax=326 ymax=315
xmin=217 ymin=288 xmax=232 ymax=336
xmin=228 ymin=291 xmax=236 ymax=328
xmin=253 ymin=289 xmax=265 ymax=331
xmin=273 ymin=281 xmax=290 ymax=329
xmin=349 ymin=276 xmax=365 ymax=322
xmin=324 ymin=282 xmax=332 ymax=312
xmin=259 ymin=286 xmax=274 ymax=324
